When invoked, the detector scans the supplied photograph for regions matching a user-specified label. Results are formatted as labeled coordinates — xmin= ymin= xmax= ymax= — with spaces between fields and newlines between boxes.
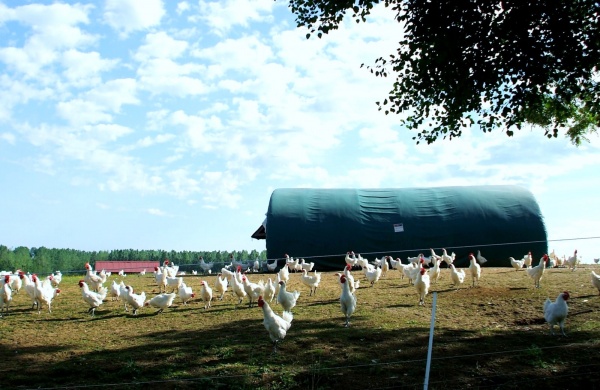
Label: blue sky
xmin=1 ymin=0 xmax=599 ymax=263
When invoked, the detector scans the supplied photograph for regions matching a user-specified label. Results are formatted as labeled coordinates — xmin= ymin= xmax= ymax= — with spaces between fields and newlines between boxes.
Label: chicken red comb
xmin=340 ymin=275 xmax=347 ymax=283
xmin=346 ymin=264 xmax=351 ymax=270
xmin=563 ymin=291 xmax=570 ymax=300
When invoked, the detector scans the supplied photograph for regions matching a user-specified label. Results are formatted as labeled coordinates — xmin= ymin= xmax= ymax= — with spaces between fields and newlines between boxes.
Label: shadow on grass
xmin=3 ymin=312 xmax=599 ymax=390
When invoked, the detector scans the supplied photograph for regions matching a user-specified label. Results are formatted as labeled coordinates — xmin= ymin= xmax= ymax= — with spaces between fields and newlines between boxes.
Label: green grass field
xmin=1 ymin=264 xmax=599 ymax=389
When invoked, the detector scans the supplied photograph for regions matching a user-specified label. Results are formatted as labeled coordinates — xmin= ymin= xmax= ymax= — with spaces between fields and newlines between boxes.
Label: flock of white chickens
xmin=1 ymin=248 xmax=599 ymax=352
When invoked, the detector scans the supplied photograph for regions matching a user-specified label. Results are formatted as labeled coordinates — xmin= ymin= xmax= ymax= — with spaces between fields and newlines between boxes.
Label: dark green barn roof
xmin=257 ymin=186 xmax=547 ymax=270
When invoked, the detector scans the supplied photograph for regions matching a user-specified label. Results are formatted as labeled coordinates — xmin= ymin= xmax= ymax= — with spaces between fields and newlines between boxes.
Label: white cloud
xmin=196 ymin=0 xmax=277 ymax=35
xmin=136 ymin=58 xmax=209 ymax=97
xmin=134 ymin=31 xmax=189 ymax=61
xmin=0 ymin=3 xmax=96 ymax=78
xmin=176 ymin=2 xmax=191 ymax=15
xmin=1 ymin=132 xmax=16 ymax=144
xmin=61 ymin=50 xmax=119 ymax=88
xmin=147 ymin=208 xmax=168 ymax=216
xmin=103 ymin=0 xmax=165 ymax=36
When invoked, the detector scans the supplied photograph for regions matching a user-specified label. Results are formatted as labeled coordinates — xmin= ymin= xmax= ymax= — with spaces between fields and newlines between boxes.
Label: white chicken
xmin=241 ymin=275 xmax=265 ymax=307
xmin=401 ymin=262 xmax=418 ymax=285
xmin=34 ymin=275 xmax=60 ymax=314
xmin=364 ymin=265 xmax=382 ymax=287
xmin=390 ymin=257 xmax=402 ymax=270
xmin=229 ymin=272 xmax=247 ymax=305
xmin=165 ymin=276 xmax=183 ymax=293
xmin=266 ymin=259 xmax=278 ymax=272
xmin=199 ymin=280 xmax=213 ymax=309
xmin=300 ymin=259 xmax=315 ymax=272
xmin=414 ymin=268 xmax=430 ymax=306
xmin=468 ymin=253 xmax=481 ymax=287
xmin=214 ymin=273 xmax=228 ymax=301
xmin=381 ymin=256 xmax=390 ymax=277
xmin=343 ymin=265 xmax=360 ymax=293
xmin=345 ymin=251 xmax=357 ymax=268
xmin=50 ymin=271 xmax=62 ymax=287
xmin=300 ymin=269 xmax=321 ymax=296
xmin=355 ymin=254 xmax=370 ymax=270
xmin=1 ymin=275 xmax=13 ymax=316
xmin=78 ymin=280 xmax=107 ymax=317
xmin=449 ymin=264 xmax=465 ymax=289
xmin=84 ymin=262 xmax=107 ymax=292
xmin=543 ymin=291 xmax=570 ymax=336
xmin=526 ymin=254 xmax=548 ymax=288
xmin=145 ymin=293 xmax=177 ymax=314
xmin=591 ymin=271 xmax=600 ymax=295
xmin=509 ymin=257 xmax=524 ymax=271
xmin=278 ymin=263 xmax=290 ymax=283
xmin=178 ymin=282 xmax=195 ymax=305
xmin=428 ymin=258 xmax=441 ymax=284
xmin=277 ymin=280 xmax=300 ymax=313
xmin=110 ymin=280 xmax=122 ymax=301
xmin=9 ymin=273 xmax=22 ymax=294
xmin=522 ymin=251 xmax=533 ymax=268
xmin=441 ymin=248 xmax=456 ymax=266
xmin=257 ymin=296 xmax=293 ymax=353
xmin=565 ymin=249 xmax=579 ymax=271
xmin=339 ymin=274 xmax=357 ymax=327
xmin=123 ymin=285 xmax=146 ymax=315
xmin=476 ymin=250 xmax=488 ymax=264
xmin=263 ymin=278 xmax=277 ymax=302
xmin=199 ymin=257 xmax=214 ymax=274
xmin=154 ymin=266 xmax=167 ymax=293
xmin=20 ymin=272 xmax=38 ymax=310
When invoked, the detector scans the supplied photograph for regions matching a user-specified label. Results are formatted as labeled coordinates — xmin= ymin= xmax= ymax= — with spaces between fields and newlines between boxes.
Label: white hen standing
xmin=428 ymin=258 xmax=441 ymax=284
xmin=591 ymin=271 xmax=600 ymax=295
xmin=199 ymin=280 xmax=213 ymax=309
xmin=415 ymin=268 xmax=430 ymax=306
xmin=213 ymin=273 xmax=228 ymax=301
xmin=527 ymin=254 xmax=548 ymax=288
xmin=241 ymin=275 xmax=265 ymax=308
xmin=258 ymin=296 xmax=293 ymax=353
xmin=178 ymin=282 xmax=195 ymax=305
xmin=468 ymin=253 xmax=481 ymax=287
xmin=277 ymin=281 xmax=300 ymax=313
xmin=339 ymin=275 xmax=357 ymax=327
xmin=1 ymin=275 xmax=13 ymax=317
xmin=449 ymin=264 xmax=465 ymax=289
xmin=300 ymin=269 xmax=321 ymax=296
xmin=509 ymin=257 xmax=524 ymax=271
xmin=543 ymin=291 xmax=570 ymax=336
xmin=123 ymin=285 xmax=146 ymax=315
xmin=78 ymin=280 xmax=107 ymax=317
xmin=364 ymin=265 xmax=382 ymax=287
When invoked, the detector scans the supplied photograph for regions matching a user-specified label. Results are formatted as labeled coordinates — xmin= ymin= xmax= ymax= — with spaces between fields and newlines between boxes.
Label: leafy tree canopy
xmin=285 ymin=0 xmax=600 ymax=145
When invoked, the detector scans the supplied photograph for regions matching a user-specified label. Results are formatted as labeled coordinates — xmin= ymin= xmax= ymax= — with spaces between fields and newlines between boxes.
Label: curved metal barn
xmin=253 ymin=186 xmax=548 ymax=270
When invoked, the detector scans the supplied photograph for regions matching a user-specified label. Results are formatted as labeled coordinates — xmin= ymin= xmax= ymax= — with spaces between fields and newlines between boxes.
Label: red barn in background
xmin=93 ymin=261 xmax=159 ymax=273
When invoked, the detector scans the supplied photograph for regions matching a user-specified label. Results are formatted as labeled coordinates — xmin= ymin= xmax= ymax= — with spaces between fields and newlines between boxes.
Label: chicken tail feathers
xmin=282 ymin=311 xmax=293 ymax=324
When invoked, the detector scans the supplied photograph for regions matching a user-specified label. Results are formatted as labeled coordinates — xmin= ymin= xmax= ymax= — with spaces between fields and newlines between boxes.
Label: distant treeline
xmin=0 ymin=245 xmax=267 ymax=275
